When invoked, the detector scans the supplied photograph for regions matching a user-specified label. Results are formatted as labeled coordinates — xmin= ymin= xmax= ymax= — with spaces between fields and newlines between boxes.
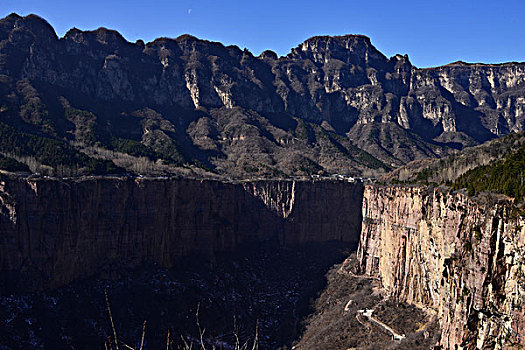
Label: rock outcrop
xmin=0 ymin=176 xmax=363 ymax=293
xmin=358 ymin=185 xmax=525 ymax=349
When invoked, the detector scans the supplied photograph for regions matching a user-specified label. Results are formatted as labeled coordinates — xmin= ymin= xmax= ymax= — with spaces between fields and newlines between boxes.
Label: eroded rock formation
xmin=357 ymin=185 xmax=525 ymax=349
xmin=2 ymin=173 xmax=525 ymax=349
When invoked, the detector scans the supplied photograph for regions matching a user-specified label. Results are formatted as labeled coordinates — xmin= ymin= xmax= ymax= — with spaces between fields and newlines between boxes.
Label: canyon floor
xmin=0 ymin=242 xmax=439 ymax=350
xmin=296 ymin=255 xmax=441 ymax=349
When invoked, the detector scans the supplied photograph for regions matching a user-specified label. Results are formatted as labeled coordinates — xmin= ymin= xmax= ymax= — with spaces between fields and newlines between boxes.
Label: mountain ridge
xmin=3 ymin=13 xmax=524 ymax=67
xmin=0 ymin=13 xmax=523 ymax=178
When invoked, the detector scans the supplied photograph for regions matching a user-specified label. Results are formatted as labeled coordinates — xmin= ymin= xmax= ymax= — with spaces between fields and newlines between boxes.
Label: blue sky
xmin=1 ymin=0 xmax=523 ymax=68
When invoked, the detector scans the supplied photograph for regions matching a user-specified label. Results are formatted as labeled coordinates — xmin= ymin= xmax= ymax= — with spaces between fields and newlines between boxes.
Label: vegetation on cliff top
xmin=0 ymin=122 xmax=123 ymax=175
xmin=382 ymin=132 xmax=525 ymax=203
xmin=389 ymin=133 xmax=525 ymax=184
xmin=0 ymin=154 xmax=30 ymax=172
xmin=452 ymin=144 xmax=525 ymax=202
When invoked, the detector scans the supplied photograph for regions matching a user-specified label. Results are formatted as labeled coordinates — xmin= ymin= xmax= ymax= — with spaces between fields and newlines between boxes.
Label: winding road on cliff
xmin=355 ymin=309 xmax=406 ymax=341
xmin=339 ymin=258 xmax=406 ymax=341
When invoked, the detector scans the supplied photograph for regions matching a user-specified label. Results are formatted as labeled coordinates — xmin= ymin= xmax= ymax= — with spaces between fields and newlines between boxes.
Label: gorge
xmin=1 ymin=175 xmax=524 ymax=349
xmin=0 ymin=12 xmax=524 ymax=350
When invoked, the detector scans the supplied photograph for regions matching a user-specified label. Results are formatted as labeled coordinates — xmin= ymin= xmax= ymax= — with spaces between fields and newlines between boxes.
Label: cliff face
xmin=2 ymin=173 xmax=525 ymax=349
xmin=0 ymin=176 xmax=363 ymax=292
xmin=0 ymin=14 xmax=524 ymax=177
xmin=358 ymin=185 xmax=525 ymax=349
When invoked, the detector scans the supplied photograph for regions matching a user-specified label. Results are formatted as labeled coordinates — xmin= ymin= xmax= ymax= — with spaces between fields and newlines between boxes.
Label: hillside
xmin=452 ymin=143 xmax=525 ymax=202
xmin=381 ymin=131 xmax=525 ymax=204
xmin=382 ymin=132 xmax=525 ymax=183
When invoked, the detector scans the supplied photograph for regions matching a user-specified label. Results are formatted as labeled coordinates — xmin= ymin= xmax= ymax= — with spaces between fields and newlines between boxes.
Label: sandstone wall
xmin=0 ymin=176 xmax=363 ymax=292
xmin=357 ymin=185 xmax=525 ymax=349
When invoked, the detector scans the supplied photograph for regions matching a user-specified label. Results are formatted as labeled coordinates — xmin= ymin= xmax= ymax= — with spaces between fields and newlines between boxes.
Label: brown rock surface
xmin=357 ymin=184 xmax=525 ymax=349
xmin=0 ymin=176 xmax=363 ymax=292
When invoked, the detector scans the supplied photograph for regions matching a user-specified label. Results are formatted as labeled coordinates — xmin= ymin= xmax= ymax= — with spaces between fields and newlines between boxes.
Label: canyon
xmin=1 ymin=175 xmax=524 ymax=349
xmin=0 ymin=11 xmax=524 ymax=350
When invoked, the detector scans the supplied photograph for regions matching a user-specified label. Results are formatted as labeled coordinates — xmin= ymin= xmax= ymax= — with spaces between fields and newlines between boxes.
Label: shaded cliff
xmin=0 ymin=14 xmax=523 ymax=177
xmin=0 ymin=176 xmax=363 ymax=293
xmin=2 ymin=173 xmax=525 ymax=349
xmin=357 ymin=185 xmax=525 ymax=349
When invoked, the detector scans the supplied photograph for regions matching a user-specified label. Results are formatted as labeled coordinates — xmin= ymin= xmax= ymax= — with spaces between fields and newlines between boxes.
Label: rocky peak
xmin=174 ymin=34 xmax=232 ymax=57
xmin=144 ymin=37 xmax=182 ymax=57
xmin=390 ymin=53 xmax=411 ymax=65
xmin=0 ymin=13 xmax=21 ymax=31
xmin=258 ymin=49 xmax=278 ymax=60
xmin=92 ymin=27 xmax=128 ymax=46
xmin=299 ymin=34 xmax=373 ymax=51
xmin=64 ymin=27 xmax=128 ymax=48
xmin=173 ymin=33 xmax=201 ymax=51
xmin=445 ymin=60 xmax=474 ymax=67
xmin=143 ymin=34 xmax=248 ymax=66
xmin=0 ymin=13 xmax=57 ymax=43
xmin=2 ymin=12 xmax=21 ymax=21
xmin=288 ymin=34 xmax=388 ymax=68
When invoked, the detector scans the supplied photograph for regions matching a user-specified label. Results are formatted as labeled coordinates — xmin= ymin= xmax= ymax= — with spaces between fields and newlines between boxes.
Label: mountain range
xmin=0 ymin=13 xmax=524 ymax=178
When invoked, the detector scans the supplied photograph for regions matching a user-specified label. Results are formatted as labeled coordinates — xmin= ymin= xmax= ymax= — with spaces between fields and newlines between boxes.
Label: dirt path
xmin=295 ymin=254 xmax=441 ymax=350
xmin=357 ymin=309 xmax=406 ymax=341
xmin=339 ymin=257 xmax=404 ymax=341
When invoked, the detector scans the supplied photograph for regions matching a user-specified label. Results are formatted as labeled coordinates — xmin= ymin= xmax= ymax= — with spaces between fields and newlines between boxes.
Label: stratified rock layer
xmin=357 ymin=185 xmax=525 ymax=349
xmin=0 ymin=176 xmax=363 ymax=292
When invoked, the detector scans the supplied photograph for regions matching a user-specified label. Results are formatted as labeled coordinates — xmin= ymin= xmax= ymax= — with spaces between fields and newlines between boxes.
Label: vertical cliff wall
xmin=0 ymin=176 xmax=363 ymax=292
xmin=5 ymin=173 xmax=523 ymax=349
xmin=357 ymin=185 xmax=525 ymax=349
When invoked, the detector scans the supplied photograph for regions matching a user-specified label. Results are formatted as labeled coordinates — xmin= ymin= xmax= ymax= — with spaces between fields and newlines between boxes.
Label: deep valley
xmin=0 ymin=12 xmax=524 ymax=350
xmin=0 ymin=176 xmax=523 ymax=349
